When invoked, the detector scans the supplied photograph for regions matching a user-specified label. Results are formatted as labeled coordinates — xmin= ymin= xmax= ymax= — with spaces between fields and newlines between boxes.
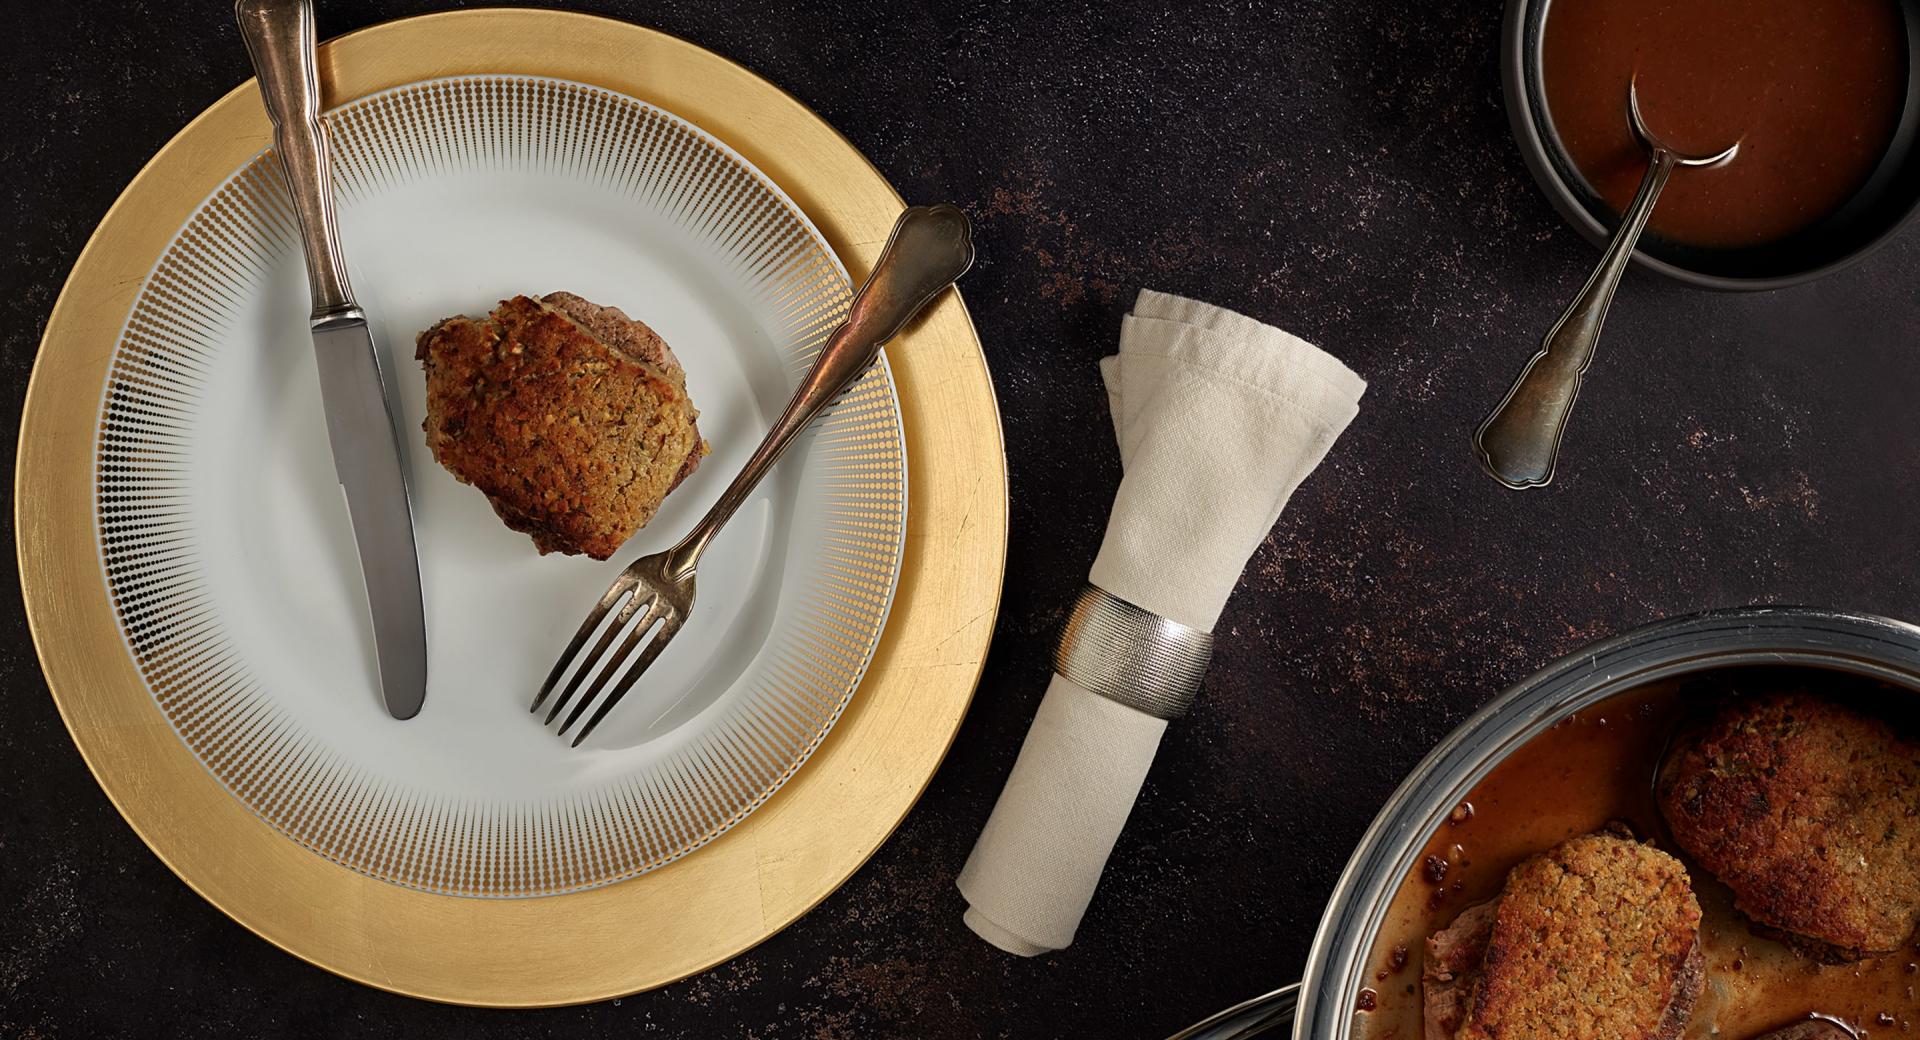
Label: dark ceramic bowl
xmin=1502 ymin=0 xmax=1920 ymax=290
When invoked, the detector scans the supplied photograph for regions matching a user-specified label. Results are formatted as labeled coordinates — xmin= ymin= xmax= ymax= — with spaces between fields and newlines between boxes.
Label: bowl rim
xmin=1292 ymin=605 xmax=1920 ymax=1040
xmin=1501 ymin=0 xmax=1920 ymax=292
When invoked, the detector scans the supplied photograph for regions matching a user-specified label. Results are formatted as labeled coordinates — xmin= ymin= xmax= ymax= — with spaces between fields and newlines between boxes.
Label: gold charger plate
xmin=16 ymin=9 xmax=1005 ymax=1006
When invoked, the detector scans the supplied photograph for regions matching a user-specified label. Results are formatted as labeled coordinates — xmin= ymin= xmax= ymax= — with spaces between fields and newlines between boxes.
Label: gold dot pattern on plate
xmin=91 ymin=76 xmax=907 ymax=898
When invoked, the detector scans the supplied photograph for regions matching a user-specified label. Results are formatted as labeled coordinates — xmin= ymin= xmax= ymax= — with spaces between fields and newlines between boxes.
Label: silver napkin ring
xmin=1053 ymin=584 xmax=1214 ymax=720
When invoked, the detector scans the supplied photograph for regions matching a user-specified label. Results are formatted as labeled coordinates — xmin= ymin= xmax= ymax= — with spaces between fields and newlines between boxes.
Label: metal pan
xmin=1165 ymin=983 xmax=1300 ymax=1040
xmin=1291 ymin=606 xmax=1920 ymax=1039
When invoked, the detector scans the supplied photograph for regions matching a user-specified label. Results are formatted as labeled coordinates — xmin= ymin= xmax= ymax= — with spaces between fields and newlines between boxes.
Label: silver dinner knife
xmin=237 ymin=0 xmax=428 ymax=719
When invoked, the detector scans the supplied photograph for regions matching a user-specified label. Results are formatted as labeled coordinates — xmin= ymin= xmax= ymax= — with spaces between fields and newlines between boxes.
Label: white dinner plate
xmin=97 ymin=74 xmax=907 ymax=897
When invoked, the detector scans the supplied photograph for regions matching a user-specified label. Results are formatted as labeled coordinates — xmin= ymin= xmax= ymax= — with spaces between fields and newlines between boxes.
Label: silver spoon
xmin=1474 ymin=79 xmax=1739 ymax=489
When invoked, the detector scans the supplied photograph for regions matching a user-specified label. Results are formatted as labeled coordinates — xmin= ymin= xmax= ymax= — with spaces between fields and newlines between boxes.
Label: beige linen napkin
xmin=956 ymin=288 xmax=1365 ymax=956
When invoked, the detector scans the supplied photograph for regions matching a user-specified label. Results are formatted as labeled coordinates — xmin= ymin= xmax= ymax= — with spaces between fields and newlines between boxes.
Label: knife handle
xmin=235 ymin=0 xmax=358 ymax=323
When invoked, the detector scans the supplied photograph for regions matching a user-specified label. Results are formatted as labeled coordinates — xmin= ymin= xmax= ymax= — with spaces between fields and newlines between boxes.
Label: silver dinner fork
xmin=532 ymin=204 xmax=976 ymax=745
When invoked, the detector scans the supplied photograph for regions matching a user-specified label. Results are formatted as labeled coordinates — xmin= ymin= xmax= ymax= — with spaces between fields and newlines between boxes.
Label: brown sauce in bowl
xmin=1355 ymin=670 xmax=1919 ymax=1040
xmin=1542 ymin=0 xmax=1910 ymax=248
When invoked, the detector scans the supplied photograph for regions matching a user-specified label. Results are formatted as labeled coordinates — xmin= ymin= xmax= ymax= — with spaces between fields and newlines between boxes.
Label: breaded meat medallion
xmin=1658 ymin=690 xmax=1920 ymax=963
xmin=417 ymin=292 xmax=708 ymax=560
xmin=1424 ymin=830 xmax=1704 ymax=1040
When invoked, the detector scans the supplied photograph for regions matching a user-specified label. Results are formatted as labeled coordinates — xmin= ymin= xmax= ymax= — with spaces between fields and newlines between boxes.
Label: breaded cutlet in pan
xmin=1423 ymin=829 xmax=1704 ymax=1040
xmin=1657 ymin=690 xmax=1920 ymax=963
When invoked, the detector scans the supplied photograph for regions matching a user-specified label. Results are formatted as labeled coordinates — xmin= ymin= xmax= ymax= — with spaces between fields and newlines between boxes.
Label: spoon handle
xmin=1473 ymin=149 xmax=1678 ymax=489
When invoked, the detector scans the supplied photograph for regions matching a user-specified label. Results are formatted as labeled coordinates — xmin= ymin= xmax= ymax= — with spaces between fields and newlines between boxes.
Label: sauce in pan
xmin=1541 ymin=0 xmax=1910 ymax=248
xmin=1355 ymin=671 xmax=1919 ymax=1040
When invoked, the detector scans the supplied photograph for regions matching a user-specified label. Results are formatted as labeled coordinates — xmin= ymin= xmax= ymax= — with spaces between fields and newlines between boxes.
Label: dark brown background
xmin=3 ymin=2 xmax=1917 ymax=1037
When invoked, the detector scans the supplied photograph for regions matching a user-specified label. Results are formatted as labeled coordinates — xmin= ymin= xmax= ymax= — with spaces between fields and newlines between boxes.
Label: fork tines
xmin=531 ymin=576 xmax=678 ymax=746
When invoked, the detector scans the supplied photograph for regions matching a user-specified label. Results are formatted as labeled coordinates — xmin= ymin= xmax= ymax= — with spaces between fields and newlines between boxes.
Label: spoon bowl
xmin=1627 ymin=77 xmax=1741 ymax=168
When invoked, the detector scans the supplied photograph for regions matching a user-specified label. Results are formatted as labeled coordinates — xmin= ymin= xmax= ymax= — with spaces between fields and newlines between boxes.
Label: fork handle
xmin=235 ymin=0 xmax=359 ymax=323
xmin=670 ymin=204 xmax=976 ymax=568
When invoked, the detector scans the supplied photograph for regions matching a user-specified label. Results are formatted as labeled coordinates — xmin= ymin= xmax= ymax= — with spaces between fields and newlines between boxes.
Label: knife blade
xmin=312 ymin=317 xmax=429 ymax=719
xmin=238 ymin=0 xmax=428 ymax=718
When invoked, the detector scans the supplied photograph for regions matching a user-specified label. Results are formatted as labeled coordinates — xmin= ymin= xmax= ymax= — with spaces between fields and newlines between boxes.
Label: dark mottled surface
xmin=4 ymin=1 xmax=1919 ymax=1037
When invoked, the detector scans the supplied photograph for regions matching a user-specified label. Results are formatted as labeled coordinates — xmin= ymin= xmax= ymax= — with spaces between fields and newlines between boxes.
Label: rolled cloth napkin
xmin=956 ymin=288 xmax=1366 ymax=956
